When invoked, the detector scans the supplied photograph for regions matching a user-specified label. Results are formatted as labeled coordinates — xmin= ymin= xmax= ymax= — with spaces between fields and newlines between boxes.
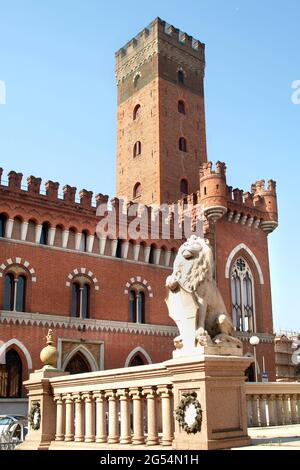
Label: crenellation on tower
xmin=8 ymin=170 xmax=23 ymax=190
xmin=27 ymin=175 xmax=42 ymax=194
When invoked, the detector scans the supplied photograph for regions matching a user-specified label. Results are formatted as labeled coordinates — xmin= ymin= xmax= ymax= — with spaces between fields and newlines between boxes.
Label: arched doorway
xmin=128 ymin=354 xmax=145 ymax=367
xmin=0 ymin=349 xmax=23 ymax=397
xmin=65 ymin=352 xmax=91 ymax=375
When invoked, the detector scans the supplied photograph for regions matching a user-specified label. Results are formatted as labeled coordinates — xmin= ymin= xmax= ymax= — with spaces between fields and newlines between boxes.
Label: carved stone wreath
xmin=175 ymin=392 xmax=202 ymax=434
xmin=28 ymin=401 xmax=41 ymax=430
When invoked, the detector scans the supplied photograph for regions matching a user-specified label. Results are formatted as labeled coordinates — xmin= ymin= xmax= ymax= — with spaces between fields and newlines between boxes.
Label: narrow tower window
xmin=133 ymin=182 xmax=142 ymax=199
xmin=178 ymin=100 xmax=185 ymax=114
xmin=180 ymin=179 xmax=189 ymax=196
xmin=178 ymin=70 xmax=184 ymax=84
xmin=133 ymin=74 xmax=141 ymax=88
xmin=133 ymin=141 xmax=141 ymax=158
xmin=179 ymin=137 xmax=187 ymax=152
xmin=133 ymin=104 xmax=141 ymax=120
xmin=231 ymin=257 xmax=255 ymax=333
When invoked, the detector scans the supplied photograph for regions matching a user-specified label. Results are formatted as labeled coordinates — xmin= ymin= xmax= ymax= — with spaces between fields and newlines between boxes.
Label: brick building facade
xmin=0 ymin=18 xmax=278 ymax=413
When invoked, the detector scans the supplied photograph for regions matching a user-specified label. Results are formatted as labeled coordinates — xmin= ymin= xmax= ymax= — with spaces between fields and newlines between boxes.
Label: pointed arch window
xmin=71 ymin=279 xmax=90 ymax=319
xmin=3 ymin=273 xmax=26 ymax=312
xmin=231 ymin=257 xmax=255 ymax=332
xmin=0 ymin=349 xmax=23 ymax=398
xmin=178 ymin=100 xmax=185 ymax=114
xmin=133 ymin=141 xmax=142 ymax=158
xmin=129 ymin=286 xmax=145 ymax=324
xmin=129 ymin=354 xmax=145 ymax=367
xmin=179 ymin=137 xmax=187 ymax=152
xmin=65 ymin=351 xmax=91 ymax=374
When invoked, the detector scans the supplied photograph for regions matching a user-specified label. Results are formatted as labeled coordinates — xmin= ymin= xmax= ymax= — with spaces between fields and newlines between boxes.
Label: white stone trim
xmin=225 ymin=243 xmax=264 ymax=285
xmin=124 ymin=277 xmax=153 ymax=298
xmin=65 ymin=268 xmax=99 ymax=291
xmin=61 ymin=344 xmax=99 ymax=372
xmin=0 ymin=257 xmax=37 ymax=282
xmin=124 ymin=346 xmax=152 ymax=367
xmin=0 ymin=310 xmax=178 ymax=338
xmin=0 ymin=338 xmax=33 ymax=369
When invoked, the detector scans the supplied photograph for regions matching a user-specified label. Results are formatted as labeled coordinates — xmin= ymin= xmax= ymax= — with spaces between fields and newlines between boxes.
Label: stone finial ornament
xmin=40 ymin=329 xmax=58 ymax=368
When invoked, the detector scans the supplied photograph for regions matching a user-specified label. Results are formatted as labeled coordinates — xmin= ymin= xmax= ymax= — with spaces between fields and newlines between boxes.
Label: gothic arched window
xmin=65 ymin=352 xmax=91 ymax=374
xmin=71 ymin=279 xmax=90 ymax=319
xmin=129 ymin=286 xmax=145 ymax=324
xmin=231 ymin=257 xmax=255 ymax=332
xmin=133 ymin=141 xmax=142 ymax=158
xmin=178 ymin=100 xmax=185 ymax=114
xmin=129 ymin=354 xmax=145 ymax=367
xmin=179 ymin=137 xmax=187 ymax=152
xmin=133 ymin=104 xmax=141 ymax=120
xmin=0 ymin=349 xmax=23 ymax=398
xmin=3 ymin=272 xmax=26 ymax=312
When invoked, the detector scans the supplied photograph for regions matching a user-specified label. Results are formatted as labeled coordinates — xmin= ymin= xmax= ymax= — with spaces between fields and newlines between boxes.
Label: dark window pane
xmin=65 ymin=352 xmax=91 ymax=374
xmin=129 ymin=354 xmax=145 ymax=367
xmin=178 ymin=70 xmax=184 ymax=84
xmin=40 ymin=223 xmax=49 ymax=245
xmin=149 ymin=245 xmax=155 ymax=264
xmin=0 ymin=350 xmax=22 ymax=398
xmin=180 ymin=179 xmax=188 ymax=195
xmin=4 ymin=273 xmax=14 ymax=311
xmin=137 ymin=291 xmax=145 ymax=324
xmin=0 ymin=215 xmax=7 ymax=237
xmin=71 ymin=283 xmax=80 ymax=317
xmin=116 ymin=239 xmax=122 ymax=258
xmin=129 ymin=290 xmax=136 ymax=322
xmin=16 ymin=276 xmax=26 ymax=312
xmin=82 ymin=284 xmax=90 ymax=319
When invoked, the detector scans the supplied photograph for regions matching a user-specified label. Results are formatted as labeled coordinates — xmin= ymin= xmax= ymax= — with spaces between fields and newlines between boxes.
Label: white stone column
xmin=64 ymin=394 xmax=74 ymax=441
xmin=258 ymin=395 xmax=267 ymax=427
xmin=106 ymin=390 xmax=119 ymax=444
xmin=48 ymin=227 xmax=56 ymax=246
xmin=118 ymin=389 xmax=131 ymax=444
xmin=94 ymin=392 xmax=107 ymax=443
xmin=111 ymin=239 xmax=118 ymax=257
xmin=83 ymin=392 xmax=95 ymax=442
xmin=251 ymin=395 xmax=260 ymax=427
xmin=291 ymin=394 xmax=298 ymax=424
xmin=54 ymin=395 xmax=65 ymax=441
xmin=267 ymin=395 xmax=277 ymax=426
xmin=143 ymin=387 xmax=159 ymax=445
xmin=157 ymin=385 xmax=173 ymax=446
xmin=283 ymin=394 xmax=291 ymax=425
xmin=297 ymin=395 xmax=300 ymax=422
xmin=121 ymin=241 xmax=130 ymax=259
xmin=275 ymin=395 xmax=284 ymax=426
xmin=35 ymin=224 xmax=43 ymax=244
xmin=154 ymin=248 xmax=161 ymax=265
xmin=5 ymin=218 xmax=14 ymax=239
xmin=75 ymin=232 xmax=82 ymax=250
xmin=129 ymin=388 xmax=145 ymax=445
xmin=144 ymin=246 xmax=151 ymax=263
xmin=165 ymin=250 xmax=171 ymax=267
xmin=133 ymin=244 xmax=140 ymax=261
xmin=62 ymin=230 xmax=69 ymax=248
xmin=74 ymin=394 xmax=84 ymax=442
xmin=87 ymin=235 xmax=95 ymax=253
xmin=20 ymin=221 xmax=29 ymax=241
xmin=99 ymin=236 xmax=107 ymax=255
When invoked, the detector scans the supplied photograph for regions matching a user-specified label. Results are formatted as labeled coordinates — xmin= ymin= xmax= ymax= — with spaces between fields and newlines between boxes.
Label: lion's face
xmin=180 ymin=236 xmax=204 ymax=260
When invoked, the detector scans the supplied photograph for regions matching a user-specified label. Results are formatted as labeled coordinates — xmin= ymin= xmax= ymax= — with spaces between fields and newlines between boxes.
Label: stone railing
xmin=50 ymin=362 xmax=174 ymax=447
xmin=18 ymin=355 xmax=252 ymax=450
xmin=245 ymin=382 xmax=300 ymax=427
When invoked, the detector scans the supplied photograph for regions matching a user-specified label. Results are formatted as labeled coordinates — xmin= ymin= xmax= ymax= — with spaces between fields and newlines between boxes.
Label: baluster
xmin=64 ymin=394 xmax=75 ymax=441
xmin=297 ymin=395 xmax=300 ymax=423
xmin=275 ymin=394 xmax=284 ymax=426
xmin=259 ymin=394 xmax=267 ymax=427
xmin=54 ymin=394 xmax=65 ymax=441
xmin=94 ymin=392 xmax=107 ymax=443
xmin=267 ymin=394 xmax=277 ymax=426
xmin=143 ymin=386 xmax=159 ymax=446
xmin=105 ymin=390 xmax=119 ymax=444
xmin=282 ymin=394 xmax=291 ymax=425
xmin=74 ymin=394 xmax=84 ymax=442
xmin=129 ymin=388 xmax=145 ymax=445
xmin=291 ymin=394 xmax=298 ymax=424
xmin=118 ymin=389 xmax=131 ymax=444
xmin=246 ymin=395 xmax=253 ymax=427
xmin=83 ymin=392 xmax=95 ymax=442
xmin=157 ymin=385 xmax=173 ymax=446
xmin=251 ymin=395 xmax=260 ymax=427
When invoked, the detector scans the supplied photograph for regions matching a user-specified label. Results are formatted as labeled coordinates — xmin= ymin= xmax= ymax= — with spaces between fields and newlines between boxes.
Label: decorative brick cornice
xmin=0 ymin=310 xmax=178 ymax=337
xmin=236 ymin=332 xmax=275 ymax=344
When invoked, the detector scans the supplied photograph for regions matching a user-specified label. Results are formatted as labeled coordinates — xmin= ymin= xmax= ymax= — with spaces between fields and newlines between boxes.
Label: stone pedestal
xmin=17 ymin=368 xmax=69 ymax=450
xmin=165 ymin=354 xmax=252 ymax=450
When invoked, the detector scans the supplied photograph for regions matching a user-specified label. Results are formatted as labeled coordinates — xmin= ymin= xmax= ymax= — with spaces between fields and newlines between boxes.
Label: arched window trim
xmin=0 ymin=349 xmax=23 ymax=398
xmin=124 ymin=347 xmax=152 ymax=367
xmin=133 ymin=104 xmax=141 ymax=120
xmin=230 ymin=257 xmax=256 ymax=333
xmin=129 ymin=283 xmax=146 ymax=324
xmin=71 ymin=275 xmax=91 ymax=319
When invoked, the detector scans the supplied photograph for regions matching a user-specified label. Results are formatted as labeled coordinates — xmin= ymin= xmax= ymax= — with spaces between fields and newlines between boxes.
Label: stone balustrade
xmin=49 ymin=362 xmax=174 ymax=448
xmin=245 ymin=383 xmax=300 ymax=427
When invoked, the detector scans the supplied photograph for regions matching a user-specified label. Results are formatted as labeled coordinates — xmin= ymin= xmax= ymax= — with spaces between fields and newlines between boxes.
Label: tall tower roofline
xmin=115 ymin=17 xmax=205 ymax=84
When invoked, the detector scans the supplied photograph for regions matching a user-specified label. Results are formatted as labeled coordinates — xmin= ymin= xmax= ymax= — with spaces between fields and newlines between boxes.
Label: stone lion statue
xmin=165 ymin=235 xmax=241 ymax=353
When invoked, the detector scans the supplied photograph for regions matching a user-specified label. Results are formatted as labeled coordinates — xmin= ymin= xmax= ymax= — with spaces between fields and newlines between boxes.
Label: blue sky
xmin=0 ymin=1 xmax=299 ymax=331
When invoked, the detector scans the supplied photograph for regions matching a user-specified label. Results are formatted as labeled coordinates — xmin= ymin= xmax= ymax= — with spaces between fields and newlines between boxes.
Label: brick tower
xmin=116 ymin=17 xmax=207 ymax=205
